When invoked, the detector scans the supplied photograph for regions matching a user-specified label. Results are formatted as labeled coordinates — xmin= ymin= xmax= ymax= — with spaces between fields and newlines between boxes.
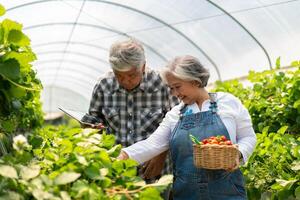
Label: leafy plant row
xmin=0 ymin=5 xmax=43 ymax=155
xmin=0 ymin=127 xmax=170 ymax=200
xmin=213 ymin=59 xmax=300 ymax=134
xmin=213 ymin=59 xmax=300 ymax=200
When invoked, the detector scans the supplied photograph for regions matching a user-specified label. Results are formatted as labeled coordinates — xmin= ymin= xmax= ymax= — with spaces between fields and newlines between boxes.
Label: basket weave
xmin=193 ymin=144 xmax=239 ymax=169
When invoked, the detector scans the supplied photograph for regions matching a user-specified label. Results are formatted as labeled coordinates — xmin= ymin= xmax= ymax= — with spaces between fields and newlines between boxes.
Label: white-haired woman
xmin=119 ymin=55 xmax=256 ymax=200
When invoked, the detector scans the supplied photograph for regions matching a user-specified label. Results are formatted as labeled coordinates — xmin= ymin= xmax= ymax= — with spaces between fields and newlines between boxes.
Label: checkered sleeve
xmin=81 ymin=81 xmax=105 ymax=124
xmin=165 ymin=87 xmax=180 ymax=113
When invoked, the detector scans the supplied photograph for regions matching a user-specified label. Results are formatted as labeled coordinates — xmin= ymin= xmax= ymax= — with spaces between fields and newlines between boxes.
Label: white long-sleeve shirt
xmin=123 ymin=92 xmax=257 ymax=164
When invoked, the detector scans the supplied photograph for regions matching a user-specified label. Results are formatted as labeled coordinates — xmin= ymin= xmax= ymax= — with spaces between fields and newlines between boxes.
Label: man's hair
xmin=161 ymin=55 xmax=210 ymax=87
xmin=109 ymin=38 xmax=146 ymax=71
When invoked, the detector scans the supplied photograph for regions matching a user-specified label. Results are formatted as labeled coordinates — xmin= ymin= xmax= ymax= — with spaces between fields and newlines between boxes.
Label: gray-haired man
xmin=82 ymin=38 xmax=178 ymax=198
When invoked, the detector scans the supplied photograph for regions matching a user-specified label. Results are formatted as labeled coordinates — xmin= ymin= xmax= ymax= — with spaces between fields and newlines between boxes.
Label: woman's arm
xmin=121 ymin=105 xmax=180 ymax=164
xmin=122 ymin=120 xmax=171 ymax=164
xmin=233 ymin=95 xmax=257 ymax=163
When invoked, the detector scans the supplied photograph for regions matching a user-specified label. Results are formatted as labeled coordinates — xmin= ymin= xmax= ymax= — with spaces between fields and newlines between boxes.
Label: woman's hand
xmin=225 ymin=151 xmax=242 ymax=172
xmin=117 ymin=151 xmax=129 ymax=160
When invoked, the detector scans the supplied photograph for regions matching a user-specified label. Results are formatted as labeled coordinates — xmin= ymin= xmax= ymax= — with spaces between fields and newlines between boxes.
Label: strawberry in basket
xmin=190 ymin=134 xmax=240 ymax=170
xmin=190 ymin=134 xmax=233 ymax=145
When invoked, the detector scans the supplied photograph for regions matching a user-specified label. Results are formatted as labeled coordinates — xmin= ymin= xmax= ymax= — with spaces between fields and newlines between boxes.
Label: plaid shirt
xmin=82 ymin=68 xmax=179 ymax=175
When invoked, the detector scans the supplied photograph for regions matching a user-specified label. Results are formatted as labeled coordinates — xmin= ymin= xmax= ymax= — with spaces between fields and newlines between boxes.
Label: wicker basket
xmin=193 ymin=144 xmax=239 ymax=169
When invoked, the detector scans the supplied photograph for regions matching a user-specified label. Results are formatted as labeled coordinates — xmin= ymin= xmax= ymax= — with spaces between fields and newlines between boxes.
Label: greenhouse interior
xmin=0 ymin=0 xmax=299 ymax=199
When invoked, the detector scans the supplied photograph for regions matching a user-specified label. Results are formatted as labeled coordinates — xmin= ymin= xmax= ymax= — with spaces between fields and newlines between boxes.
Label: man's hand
xmin=81 ymin=122 xmax=105 ymax=129
xmin=141 ymin=151 xmax=168 ymax=179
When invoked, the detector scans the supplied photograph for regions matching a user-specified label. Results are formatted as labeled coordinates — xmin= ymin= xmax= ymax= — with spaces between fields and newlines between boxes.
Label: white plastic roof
xmin=1 ymin=0 xmax=300 ymax=113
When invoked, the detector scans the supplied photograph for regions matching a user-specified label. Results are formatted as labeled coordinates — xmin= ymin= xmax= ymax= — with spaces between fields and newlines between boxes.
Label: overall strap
xmin=179 ymin=104 xmax=188 ymax=119
xmin=208 ymin=92 xmax=218 ymax=113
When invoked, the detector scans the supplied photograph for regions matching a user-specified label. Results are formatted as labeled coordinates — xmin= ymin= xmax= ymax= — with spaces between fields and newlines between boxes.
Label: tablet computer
xmin=58 ymin=107 xmax=94 ymax=127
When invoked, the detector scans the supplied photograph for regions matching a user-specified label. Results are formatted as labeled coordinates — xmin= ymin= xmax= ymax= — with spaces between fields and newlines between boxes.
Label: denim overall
xmin=170 ymin=93 xmax=247 ymax=200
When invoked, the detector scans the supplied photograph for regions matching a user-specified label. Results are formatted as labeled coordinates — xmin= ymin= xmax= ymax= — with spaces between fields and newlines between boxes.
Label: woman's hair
xmin=161 ymin=55 xmax=210 ymax=87
xmin=109 ymin=38 xmax=145 ymax=71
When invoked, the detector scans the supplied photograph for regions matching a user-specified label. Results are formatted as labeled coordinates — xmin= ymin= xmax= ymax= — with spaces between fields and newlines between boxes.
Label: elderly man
xmin=81 ymin=38 xmax=178 ymax=194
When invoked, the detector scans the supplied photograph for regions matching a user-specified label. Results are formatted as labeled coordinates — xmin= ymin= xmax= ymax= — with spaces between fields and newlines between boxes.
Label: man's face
xmin=114 ymin=65 xmax=145 ymax=91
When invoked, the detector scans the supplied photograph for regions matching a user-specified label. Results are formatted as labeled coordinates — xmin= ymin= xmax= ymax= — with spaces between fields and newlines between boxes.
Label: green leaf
xmin=20 ymin=165 xmax=40 ymax=180
xmin=32 ymin=189 xmax=54 ymax=200
xmin=99 ymin=168 xmax=109 ymax=177
xmin=98 ymin=150 xmax=111 ymax=166
xmin=100 ymin=177 xmax=112 ymax=188
xmin=0 ymin=27 xmax=3 ymax=44
xmin=124 ymin=159 xmax=138 ymax=168
xmin=145 ymin=175 xmax=173 ymax=189
xmin=0 ymin=59 xmax=20 ymax=80
xmin=277 ymin=126 xmax=288 ymax=135
xmin=121 ymin=168 xmax=136 ymax=177
xmin=0 ymin=4 xmax=5 ymax=16
xmin=12 ymin=100 xmax=22 ymax=110
xmin=275 ymin=57 xmax=281 ymax=69
xmin=275 ymin=179 xmax=297 ymax=187
xmin=8 ymin=29 xmax=30 ymax=46
xmin=71 ymin=180 xmax=103 ymax=199
xmin=112 ymin=160 xmax=124 ymax=174
xmin=54 ymin=172 xmax=81 ymax=185
xmin=107 ymin=144 xmax=121 ymax=157
xmin=291 ymin=161 xmax=300 ymax=171
xmin=189 ymin=134 xmax=200 ymax=144
xmin=57 ymin=139 xmax=73 ymax=154
xmin=0 ymin=165 xmax=18 ymax=179
xmin=293 ymin=99 xmax=300 ymax=109
xmin=101 ymin=133 xmax=116 ymax=149
xmin=2 ymin=19 xmax=22 ymax=33
xmin=295 ymin=186 xmax=300 ymax=199
xmin=0 ymin=191 xmax=23 ymax=200
xmin=139 ymin=187 xmax=162 ymax=200
xmin=29 ymin=135 xmax=43 ymax=149
xmin=71 ymin=180 xmax=89 ymax=196
xmin=3 ymin=52 xmax=36 ymax=69
xmin=260 ymin=192 xmax=272 ymax=200
xmin=75 ymin=154 xmax=88 ymax=166
xmin=1 ymin=120 xmax=16 ymax=132
xmin=84 ymin=165 xmax=101 ymax=180
xmin=155 ymin=175 xmax=173 ymax=186
xmin=60 ymin=191 xmax=71 ymax=200
xmin=290 ymin=60 xmax=300 ymax=67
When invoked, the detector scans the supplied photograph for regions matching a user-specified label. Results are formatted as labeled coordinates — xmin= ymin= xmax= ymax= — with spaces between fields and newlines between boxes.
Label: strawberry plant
xmin=213 ymin=59 xmax=300 ymax=199
xmin=241 ymin=126 xmax=300 ymax=200
xmin=213 ymin=59 xmax=300 ymax=134
xmin=0 ymin=126 xmax=171 ymax=199
xmin=0 ymin=5 xmax=43 ymax=155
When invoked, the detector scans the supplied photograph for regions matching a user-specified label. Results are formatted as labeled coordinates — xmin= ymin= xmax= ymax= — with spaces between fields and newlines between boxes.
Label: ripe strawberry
xmin=220 ymin=135 xmax=226 ymax=141
xmin=211 ymin=140 xmax=219 ymax=144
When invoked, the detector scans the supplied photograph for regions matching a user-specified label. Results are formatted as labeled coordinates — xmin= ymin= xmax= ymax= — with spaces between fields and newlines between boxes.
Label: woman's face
xmin=166 ymin=73 xmax=200 ymax=105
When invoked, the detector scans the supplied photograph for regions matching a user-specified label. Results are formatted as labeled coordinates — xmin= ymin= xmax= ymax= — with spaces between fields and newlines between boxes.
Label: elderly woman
xmin=118 ymin=55 xmax=257 ymax=200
